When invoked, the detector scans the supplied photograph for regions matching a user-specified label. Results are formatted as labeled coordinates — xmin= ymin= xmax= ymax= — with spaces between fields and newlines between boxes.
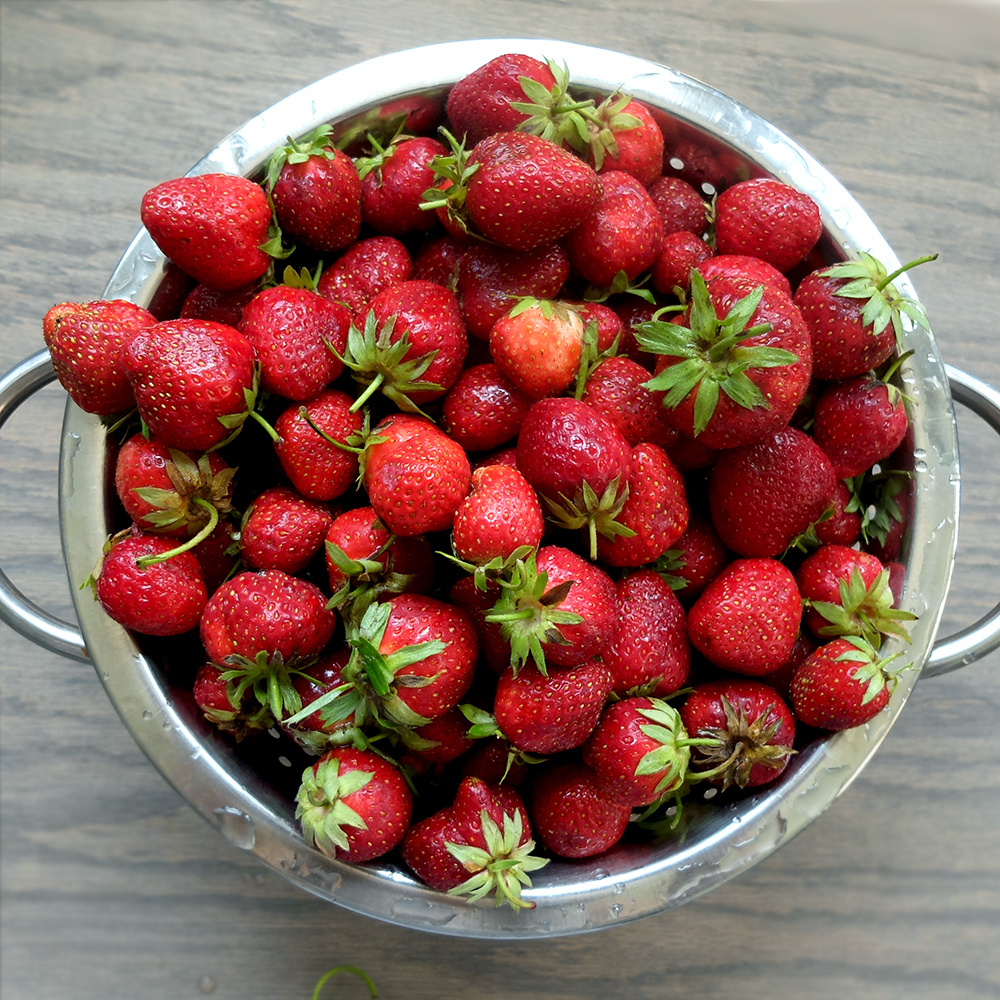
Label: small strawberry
xmin=357 ymin=134 xmax=447 ymax=235
xmin=680 ymin=679 xmax=796 ymax=789
xmin=264 ymin=126 xmax=362 ymax=253
xmin=400 ymin=776 xmax=547 ymax=909
xmin=647 ymin=175 xmax=708 ymax=236
xmin=239 ymin=485 xmax=333 ymax=575
xmin=179 ymin=281 xmax=258 ymax=328
xmin=650 ymin=230 xmax=715 ymax=296
xmin=790 ymin=635 xmax=909 ymax=731
xmin=238 ymin=284 xmax=350 ymax=402
xmin=528 ymin=759 xmax=632 ymax=859
xmin=316 ymin=235 xmax=412 ymax=324
xmin=123 ymin=318 xmax=258 ymax=452
xmin=411 ymin=234 xmax=464 ymax=287
xmin=440 ymin=362 xmax=533 ymax=453
xmin=193 ymin=660 xmax=274 ymax=740
xmin=296 ymin=747 xmax=412 ymax=862
xmin=652 ymin=511 xmax=731 ymax=601
xmin=584 ymin=95 xmax=664 ymax=187
xmin=147 ymin=262 xmax=197 ymax=321
xmin=140 ymin=173 xmax=272 ymax=290
xmin=404 ymin=705 xmax=477 ymax=767
xmin=279 ymin=648 xmax=359 ymax=753
xmin=813 ymin=480 xmax=862 ymax=548
xmin=687 ymin=557 xmax=803 ymax=676
xmin=713 ymin=176 xmax=822 ymax=273
xmin=43 ymin=299 xmax=157 ymax=415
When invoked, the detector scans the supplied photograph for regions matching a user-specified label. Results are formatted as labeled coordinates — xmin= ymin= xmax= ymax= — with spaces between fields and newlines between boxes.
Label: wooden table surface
xmin=2 ymin=2 xmax=998 ymax=998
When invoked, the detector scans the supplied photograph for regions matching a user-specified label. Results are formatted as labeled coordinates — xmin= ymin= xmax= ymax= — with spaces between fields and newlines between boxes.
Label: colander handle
xmin=0 ymin=350 xmax=89 ymax=663
xmin=922 ymin=365 xmax=1000 ymax=678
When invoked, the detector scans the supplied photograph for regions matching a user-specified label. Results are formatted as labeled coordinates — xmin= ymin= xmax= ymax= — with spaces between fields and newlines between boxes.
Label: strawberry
xmin=193 ymin=660 xmax=274 ymax=739
xmin=563 ymin=170 xmax=664 ymax=288
xmin=193 ymin=520 xmax=241 ymax=595
xmin=679 ymin=679 xmax=796 ymax=789
xmin=650 ymin=230 xmax=715 ymax=296
xmin=363 ymin=413 xmax=472 ymax=536
xmin=357 ymin=134 xmax=447 ymax=235
xmin=638 ymin=271 xmax=812 ymax=450
xmin=489 ymin=298 xmax=586 ymax=400
xmin=528 ymin=759 xmax=632 ymax=859
xmin=707 ymin=425 xmax=837 ymax=557
xmin=264 ymin=126 xmax=362 ymax=253
xmin=411 ymin=234 xmax=464 ymax=287
xmin=400 ymin=776 xmax=547 ymax=909
xmin=115 ymin=432 xmax=234 ymax=539
xmin=584 ymin=95 xmax=664 ymax=188
xmin=140 ymin=173 xmax=272 ymax=290
xmin=280 ymin=648 xmax=359 ymax=752
xmin=440 ymin=362 xmax=533 ymax=453
xmin=123 ymin=318 xmax=258 ymax=452
xmin=456 ymin=241 xmax=570 ymax=340
xmin=273 ymin=389 xmax=363 ymax=502
xmin=713 ymin=176 xmax=822 ymax=273
xmin=93 ymin=530 xmax=207 ymax=636
xmin=647 ymin=175 xmax=708 ymax=236
xmin=811 ymin=370 xmax=909 ymax=479
xmin=448 ymin=575 xmax=512 ymax=674
xmin=295 ymin=747 xmax=412 ymax=862
xmin=492 ymin=656 xmax=612 ymax=754
xmin=239 ymin=485 xmax=333 ymax=575
xmin=790 ymin=635 xmax=909 ymax=731
xmin=238 ymin=285 xmax=350 ymax=402
xmin=179 ymin=281 xmax=258 ymax=328
xmin=601 ymin=569 xmax=690 ymax=698
xmin=42 ymin=299 xmax=157 ymax=414
xmin=404 ymin=705 xmax=477 ymax=767
xmin=593 ymin=442 xmax=689 ymax=568
xmin=653 ymin=510 xmax=731 ymax=601
xmin=813 ymin=480 xmax=862 ymax=548
xmin=147 ymin=262 xmax=197 ymax=321
xmin=698 ymin=254 xmax=792 ymax=299
xmin=569 ymin=300 xmax=624 ymax=354
xmin=464 ymin=131 xmax=601 ymax=251
xmin=316 ymin=235 xmax=412 ymax=324
xmin=451 ymin=464 xmax=544 ymax=568
xmin=342 ymin=279 xmax=468 ymax=413
xmin=686 ymin=557 xmax=802 ymax=676
xmin=793 ymin=252 xmax=935 ymax=381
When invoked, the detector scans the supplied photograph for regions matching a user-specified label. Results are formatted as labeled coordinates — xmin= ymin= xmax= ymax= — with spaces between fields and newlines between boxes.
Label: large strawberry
xmin=400 ymin=776 xmax=547 ymax=910
xmin=647 ymin=175 xmax=708 ymax=237
xmin=140 ymin=173 xmax=272 ymax=290
xmin=440 ymin=362 xmax=533 ymax=453
xmin=43 ymin=299 xmax=157 ymax=414
xmin=123 ymin=318 xmax=258 ymax=452
xmin=295 ymin=747 xmax=412 ymax=862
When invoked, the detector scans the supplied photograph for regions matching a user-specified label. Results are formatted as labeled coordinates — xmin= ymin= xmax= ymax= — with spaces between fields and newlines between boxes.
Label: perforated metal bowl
xmin=3 ymin=39 xmax=1000 ymax=938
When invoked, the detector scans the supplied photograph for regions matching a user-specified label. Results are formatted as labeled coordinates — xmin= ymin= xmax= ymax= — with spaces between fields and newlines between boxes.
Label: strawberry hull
xmin=14 ymin=39 xmax=986 ymax=940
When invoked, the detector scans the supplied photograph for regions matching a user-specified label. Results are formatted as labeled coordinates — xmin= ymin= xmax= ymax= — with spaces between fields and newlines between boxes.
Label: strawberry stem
xmin=247 ymin=409 xmax=279 ymax=442
xmin=311 ymin=965 xmax=378 ymax=1000
xmin=349 ymin=372 xmax=385 ymax=413
xmin=876 ymin=254 xmax=938 ymax=292
xmin=135 ymin=497 xmax=219 ymax=568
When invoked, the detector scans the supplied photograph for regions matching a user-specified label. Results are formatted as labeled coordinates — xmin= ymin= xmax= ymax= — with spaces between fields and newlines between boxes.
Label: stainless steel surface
xmin=11 ymin=37 xmax=980 ymax=936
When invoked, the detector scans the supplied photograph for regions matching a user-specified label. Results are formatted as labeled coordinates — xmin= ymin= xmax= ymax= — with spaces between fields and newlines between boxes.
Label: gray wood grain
xmin=1 ymin=2 xmax=998 ymax=998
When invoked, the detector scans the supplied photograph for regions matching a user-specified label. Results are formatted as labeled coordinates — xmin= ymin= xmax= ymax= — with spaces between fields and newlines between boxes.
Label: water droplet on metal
xmin=198 ymin=976 xmax=217 ymax=995
xmin=141 ymin=710 xmax=152 ymax=721
xmin=610 ymin=903 xmax=624 ymax=917
xmin=212 ymin=807 xmax=256 ymax=850
xmin=613 ymin=882 xmax=626 ymax=895
xmin=592 ymin=867 xmax=611 ymax=880
xmin=914 ymin=460 xmax=928 ymax=473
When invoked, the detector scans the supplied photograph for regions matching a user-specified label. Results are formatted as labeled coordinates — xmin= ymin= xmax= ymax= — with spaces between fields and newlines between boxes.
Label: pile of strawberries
xmin=42 ymin=53 xmax=934 ymax=911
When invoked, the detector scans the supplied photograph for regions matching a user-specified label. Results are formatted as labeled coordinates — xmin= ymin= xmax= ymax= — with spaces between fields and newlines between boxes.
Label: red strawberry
xmin=316 ymin=235 xmax=412 ymax=323
xmin=489 ymin=298 xmax=585 ymax=400
xmin=647 ymin=175 xmax=708 ymax=236
xmin=680 ymin=679 xmax=796 ymax=789
xmin=601 ymin=569 xmax=690 ymax=698
xmin=654 ymin=510 xmax=731 ymax=601
xmin=238 ymin=285 xmax=350 ymax=401
xmin=594 ymin=442 xmax=689 ymax=568
xmin=265 ymin=126 xmax=362 ymax=253
xmin=357 ymin=135 xmax=447 ymax=235
xmin=528 ymin=759 xmax=632 ymax=859
xmin=114 ymin=432 xmax=235 ymax=538
xmin=811 ymin=371 xmax=909 ymax=479
xmin=793 ymin=252 xmax=935 ymax=381
xmin=564 ymin=170 xmax=664 ymax=288
xmin=279 ymin=649 xmax=359 ymax=753
xmin=411 ymin=234 xmax=464 ymax=287
xmin=585 ymin=96 xmax=664 ymax=188
xmin=147 ymin=261 xmax=197 ymax=321
xmin=790 ymin=635 xmax=908 ymax=730
xmin=295 ymin=747 xmax=412 ymax=862
xmin=140 ymin=173 xmax=272 ymax=290
xmin=405 ymin=705 xmax=477 ymax=767
xmin=638 ymin=271 xmax=812 ymax=450
xmin=123 ymin=318 xmax=257 ymax=452
xmin=343 ymin=279 xmax=468 ymax=412
xmin=713 ymin=176 xmax=822 ymax=273
xmin=363 ymin=413 xmax=472 ymax=536
xmin=465 ymin=131 xmax=601 ymax=251
xmin=451 ymin=464 xmax=544 ymax=568
xmin=493 ymin=657 xmax=612 ymax=754
xmin=240 ymin=485 xmax=333 ymax=575
xmin=273 ymin=389 xmax=363 ymax=502
xmin=43 ymin=299 xmax=157 ymax=414
xmin=569 ymin=300 xmax=624 ymax=353
xmin=650 ymin=230 xmax=714 ymax=295
xmin=441 ymin=362 xmax=533 ymax=453
xmin=193 ymin=520 xmax=241 ymax=595
xmin=400 ymin=776 xmax=547 ymax=909
xmin=448 ymin=575 xmax=511 ymax=674
xmin=708 ymin=426 xmax=837 ymax=557
xmin=457 ymin=241 xmax=570 ymax=340
xmin=193 ymin=660 xmax=273 ymax=739
xmin=698 ymin=254 xmax=792 ymax=299
xmin=814 ymin=480 xmax=862 ymax=548
xmin=94 ymin=530 xmax=207 ymax=637
xmin=687 ymin=557 xmax=802 ymax=676
xmin=180 ymin=282 xmax=258 ymax=328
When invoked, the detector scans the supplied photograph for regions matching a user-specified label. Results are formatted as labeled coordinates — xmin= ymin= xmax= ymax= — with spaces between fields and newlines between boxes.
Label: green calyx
xmin=440 ymin=543 xmax=537 ymax=594
xmin=508 ymin=58 xmax=602 ymax=154
xmin=582 ymin=90 xmax=643 ymax=171
xmin=541 ymin=474 xmax=636 ymax=562
xmin=808 ymin=565 xmax=917 ymax=646
xmin=336 ymin=311 xmax=444 ymax=419
xmin=217 ymin=648 xmax=317 ymax=723
xmin=264 ymin=124 xmax=338 ymax=191
xmin=295 ymin=754 xmax=375 ymax=857
xmin=133 ymin=448 xmax=235 ymax=535
xmin=818 ymin=251 xmax=937 ymax=342
xmin=843 ymin=466 xmax=911 ymax=549
xmin=834 ymin=634 xmax=911 ymax=707
xmin=637 ymin=271 xmax=796 ymax=436
xmin=419 ymin=128 xmax=481 ymax=236
xmin=445 ymin=807 xmax=549 ymax=911
xmin=214 ymin=362 xmax=279 ymax=447
xmin=325 ymin=534 xmax=418 ymax=626
xmin=634 ymin=699 xmax=721 ymax=798
xmin=483 ymin=549 xmax=584 ymax=676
